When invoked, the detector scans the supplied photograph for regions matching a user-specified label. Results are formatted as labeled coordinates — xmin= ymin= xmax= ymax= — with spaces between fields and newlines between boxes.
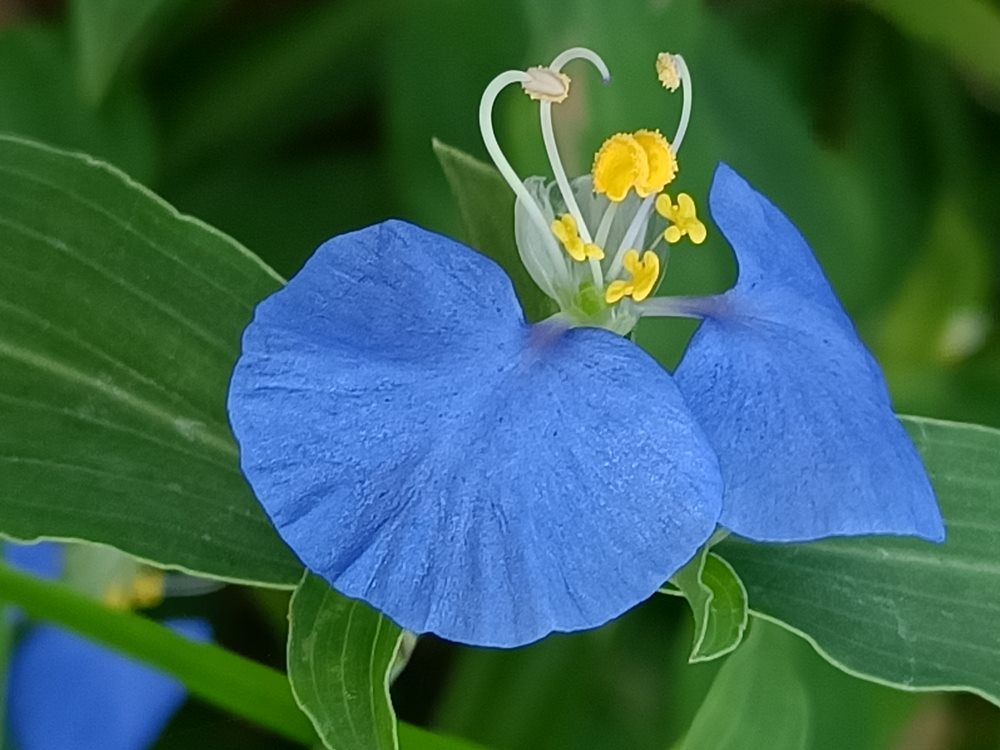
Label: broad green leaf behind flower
xmin=0 ymin=134 xmax=300 ymax=587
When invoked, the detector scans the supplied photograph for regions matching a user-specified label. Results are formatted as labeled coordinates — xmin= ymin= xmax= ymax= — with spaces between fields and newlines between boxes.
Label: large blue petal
xmin=228 ymin=220 xmax=722 ymax=647
xmin=674 ymin=164 xmax=943 ymax=542
xmin=7 ymin=618 xmax=210 ymax=750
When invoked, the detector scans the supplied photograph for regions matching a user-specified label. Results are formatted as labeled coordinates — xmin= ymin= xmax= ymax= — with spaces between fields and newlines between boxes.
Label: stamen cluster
xmin=480 ymin=47 xmax=707 ymax=334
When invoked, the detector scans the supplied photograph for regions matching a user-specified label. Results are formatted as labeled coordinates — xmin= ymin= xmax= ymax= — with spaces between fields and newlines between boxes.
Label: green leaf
xmin=164 ymin=0 xmax=387 ymax=169
xmin=877 ymin=193 xmax=992 ymax=373
xmin=859 ymin=0 xmax=1000 ymax=93
xmin=666 ymin=548 xmax=749 ymax=663
xmin=288 ymin=573 xmax=403 ymax=750
xmin=1 ymin=560 xmax=481 ymax=750
xmin=722 ymin=416 xmax=1000 ymax=706
xmin=399 ymin=724 xmax=488 ymax=750
xmin=433 ymin=139 xmax=556 ymax=323
xmin=0 ymin=24 xmax=155 ymax=181
xmin=0 ymin=134 xmax=301 ymax=587
xmin=675 ymin=620 xmax=810 ymax=750
xmin=435 ymin=602 xmax=683 ymax=750
xmin=69 ymin=0 xmax=186 ymax=104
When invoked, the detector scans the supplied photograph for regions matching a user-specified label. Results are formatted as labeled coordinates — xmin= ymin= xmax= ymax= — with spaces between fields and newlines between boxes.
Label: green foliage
xmin=674 ymin=621 xmax=810 ymax=750
xmin=860 ymin=0 xmax=1000 ymax=93
xmin=288 ymin=573 xmax=403 ymax=750
xmin=69 ymin=0 xmax=186 ymax=104
xmin=0 ymin=561 xmax=317 ymax=744
xmin=723 ymin=416 xmax=1000 ymax=707
xmin=0 ymin=24 xmax=154 ymax=180
xmin=164 ymin=0 xmax=386 ymax=170
xmin=434 ymin=600 xmax=687 ymax=750
xmin=0 ymin=134 xmax=300 ymax=587
xmin=666 ymin=549 xmax=748 ymax=662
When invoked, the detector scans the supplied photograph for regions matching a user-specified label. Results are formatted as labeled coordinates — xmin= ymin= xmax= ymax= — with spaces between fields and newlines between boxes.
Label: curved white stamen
xmin=541 ymin=49 xmax=610 ymax=237
xmin=540 ymin=47 xmax=611 ymax=288
xmin=479 ymin=70 xmax=566 ymax=274
xmin=670 ymin=54 xmax=693 ymax=154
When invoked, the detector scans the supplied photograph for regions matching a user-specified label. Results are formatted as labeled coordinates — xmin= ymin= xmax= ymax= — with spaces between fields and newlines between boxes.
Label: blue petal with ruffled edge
xmin=7 ymin=619 xmax=211 ymax=750
xmin=228 ymin=220 xmax=722 ymax=647
xmin=674 ymin=163 xmax=944 ymax=543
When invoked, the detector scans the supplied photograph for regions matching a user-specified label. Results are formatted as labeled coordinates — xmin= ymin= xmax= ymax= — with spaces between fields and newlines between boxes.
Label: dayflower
xmin=228 ymin=47 xmax=944 ymax=648
xmin=3 ymin=543 xmax=210 ymax=750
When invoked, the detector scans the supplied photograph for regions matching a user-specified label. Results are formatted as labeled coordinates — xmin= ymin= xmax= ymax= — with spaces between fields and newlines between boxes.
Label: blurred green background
xmin=0 ymin=0 xmax=997 ymax=747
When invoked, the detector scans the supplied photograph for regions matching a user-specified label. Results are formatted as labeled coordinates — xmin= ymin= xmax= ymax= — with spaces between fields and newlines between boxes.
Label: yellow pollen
xmin=551 ymin=214 xmax=604 ymax=262
xmin=592 ymin=133 xmax=649 ymax=203
xmin=605 ymin=250 xmax=660 ymax=304
xmin=131 ymin=571 xmax=166 ymax=609
xmin=656 ymin=193 xmax=707 ymax=245
xmin=101 ymin=570 xmax=165 ymax=610
xmin=632 ymin=129 xmax=677 ymax=197
xmin=102 ymin=583 xmax=131 ymax=610
xmin=656 ymin=52 xmax=681 ymax=92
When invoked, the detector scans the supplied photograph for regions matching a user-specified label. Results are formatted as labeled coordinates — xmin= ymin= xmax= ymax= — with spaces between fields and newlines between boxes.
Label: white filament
xmin=670 ymin=54 xmax=693 ymax=154
xmin=607 ymin=197 xmax=653 ymax=279
xmin=479 ymin=70 xmax=566 ymax=279
xmin=540 ymin=47 xmax=611 ymax=287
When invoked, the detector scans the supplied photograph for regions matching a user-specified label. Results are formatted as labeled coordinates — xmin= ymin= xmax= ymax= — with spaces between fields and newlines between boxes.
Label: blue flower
xmin=227 ymin=48 xmax=943 ymax=647
xmin=3 ymin=543 xmax=211 ymax=750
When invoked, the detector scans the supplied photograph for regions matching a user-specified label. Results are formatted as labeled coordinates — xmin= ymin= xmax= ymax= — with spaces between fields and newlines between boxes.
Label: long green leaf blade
xmin=288 ymin=573 xmax=403 ymax=750
xmin=0 ymin=134 xmax=300 ymax=586
xmin=723 ymin=416 xmax=1000 ymax=706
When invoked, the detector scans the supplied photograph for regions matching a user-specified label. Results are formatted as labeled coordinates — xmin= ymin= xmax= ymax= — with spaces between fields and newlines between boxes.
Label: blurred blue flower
xmin=227 ymin=48 xmax=943 ymax=648
xmin=3 ymin=543 xmax=210 ymax=750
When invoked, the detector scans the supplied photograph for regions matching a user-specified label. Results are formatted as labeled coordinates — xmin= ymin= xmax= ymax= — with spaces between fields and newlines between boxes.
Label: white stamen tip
xmin=656 ymin=52 xmax=681 ymax=92
xmin=522 ymin=66 xmax=571 ymax=103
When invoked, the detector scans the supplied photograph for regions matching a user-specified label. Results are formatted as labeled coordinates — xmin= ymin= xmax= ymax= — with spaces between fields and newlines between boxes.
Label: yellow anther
xmin=522 ymin=67 xmax=571 ymax=103
xmin=101 ymin=570 xmax=165 ymax=610
xmin=592 ymin=133 xmax=649 ymax=203
xmin=656 ymin=52 xmax=681 ymax=92
xmin=656 ymin=193 xmax=707 ymax=245
xmin=605 ymin=250 xmax=660 ymax=303
xmin=131 ymin=571 xmax=166 ymax=609
xmin=632 ymin=129 xmax=677 ymax=196
xmin=102 ymin=583 xmax=131 ymax=610
xmin=551 ymin=214 xmax=604 ymax=262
